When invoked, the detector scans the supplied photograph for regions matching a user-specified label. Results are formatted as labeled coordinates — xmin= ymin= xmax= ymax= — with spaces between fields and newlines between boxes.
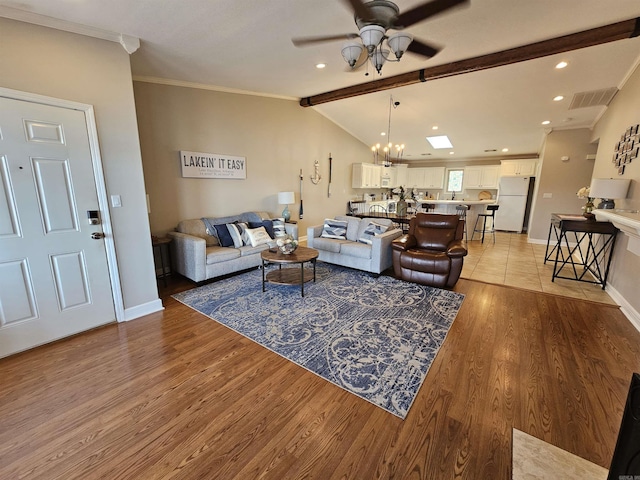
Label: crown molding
xmin=0 ymin=6 xmax=139 ymax=54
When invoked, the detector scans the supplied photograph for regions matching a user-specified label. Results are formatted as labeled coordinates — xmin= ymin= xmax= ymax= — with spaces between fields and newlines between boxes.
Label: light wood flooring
xmin=1 ymin=257 xmax=639 ymax=478
xmin=461 ymin=231 xmax=616 ymax=305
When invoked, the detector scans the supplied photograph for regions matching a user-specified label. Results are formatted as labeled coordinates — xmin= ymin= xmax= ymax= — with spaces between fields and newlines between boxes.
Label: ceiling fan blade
xmin=394 ymin=0 xmax=469 ymax=29
xmin=406 ymin=38 xmax=441 ymax=58
xmin=292 ymin=33 xmax=359 ymax=47
xmin=341 ymin=0 xmax=374 ymax=21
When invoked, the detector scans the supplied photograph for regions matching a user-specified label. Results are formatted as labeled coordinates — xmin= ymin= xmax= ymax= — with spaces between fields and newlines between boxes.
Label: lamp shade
xmin=589 ymin=178 xmax=630 ymax=200
xmin=278 ymin=191 xmax=295 ymax=205
xmin=387 ymin=33 xmax=412 ymax=59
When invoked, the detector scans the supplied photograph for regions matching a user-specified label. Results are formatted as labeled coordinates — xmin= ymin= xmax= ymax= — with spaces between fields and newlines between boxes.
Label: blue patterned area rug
xmin=172 ymin=264 xmax=465 ymax=418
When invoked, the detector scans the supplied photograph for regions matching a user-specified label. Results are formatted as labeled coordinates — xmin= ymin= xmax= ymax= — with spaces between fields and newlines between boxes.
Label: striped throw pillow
xmin=321 ymin=219 xmax=348 ymax=239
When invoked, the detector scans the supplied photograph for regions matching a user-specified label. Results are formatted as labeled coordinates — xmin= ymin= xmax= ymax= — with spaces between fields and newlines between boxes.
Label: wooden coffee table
xmin=261 ymin=246 xmax=319 ymax=297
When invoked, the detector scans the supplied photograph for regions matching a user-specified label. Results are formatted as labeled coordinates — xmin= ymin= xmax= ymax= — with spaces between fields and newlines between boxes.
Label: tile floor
xmin=461 ymin=231 xmax=617 ymax=305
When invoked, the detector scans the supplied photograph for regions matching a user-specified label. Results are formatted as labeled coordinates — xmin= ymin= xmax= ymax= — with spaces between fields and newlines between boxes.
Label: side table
xmin=544 ymin=213 xmax=618 ymax=289
xmin=152 ymin=237 xmax=173 ymax=287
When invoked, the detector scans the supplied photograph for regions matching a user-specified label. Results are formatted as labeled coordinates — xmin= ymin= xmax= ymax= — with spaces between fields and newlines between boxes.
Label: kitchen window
xmin=447 ymin=169 xmax=464 ymax=193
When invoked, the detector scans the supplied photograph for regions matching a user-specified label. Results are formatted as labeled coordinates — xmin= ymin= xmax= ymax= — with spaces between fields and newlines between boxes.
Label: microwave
xmin=381 ymin=175 xmax=391 ymax=187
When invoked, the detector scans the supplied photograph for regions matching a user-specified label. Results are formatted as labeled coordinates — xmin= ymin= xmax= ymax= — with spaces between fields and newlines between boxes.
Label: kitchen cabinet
xmin=391 ymin=164 xmax=408 ymax=188
xmin=500 ymin=159 xmax=537 ymax=177
xmin=406 ymin=167 xmax=445 ymax=189
xmin=423 ymin=167 xmax=445 ymax=189
xmin=463 ymin=165 xmax=500 ymax=189
xmin=352 ymin=163 xmax=382 ymax=188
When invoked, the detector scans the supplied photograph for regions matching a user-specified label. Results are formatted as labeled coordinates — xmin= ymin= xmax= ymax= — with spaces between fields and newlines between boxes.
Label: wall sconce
xmin=589 ymin=178 xmax=630 ymax=209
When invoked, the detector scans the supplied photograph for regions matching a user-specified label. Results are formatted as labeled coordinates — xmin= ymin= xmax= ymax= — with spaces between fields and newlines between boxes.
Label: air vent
xmin=569 ymin=87 xmax=618 ymax=109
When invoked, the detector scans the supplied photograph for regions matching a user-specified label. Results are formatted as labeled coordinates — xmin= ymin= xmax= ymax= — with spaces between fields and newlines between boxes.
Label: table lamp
xmin=278 ymin=191 xmax=295 ymax=221
xmin=589 ymin=178 xmax=630 ymax=209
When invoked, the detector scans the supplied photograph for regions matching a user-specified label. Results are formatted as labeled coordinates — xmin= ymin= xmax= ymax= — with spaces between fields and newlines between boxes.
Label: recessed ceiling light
xmin=432 ymin=126 xmax=438 ymax=130
xmin=502 ymin=148 xmax=509 ymax=152
xmin=553 ymin=95 xmax=564 ymax=101
xmin=381 ymin=132 xmax=386 ymax=136
xmin=541 ymin=120 xmax=551 ymax=125
xmin=555 ymin=61 xmax=568 ymax=69
xmin=426 ymin=135 xmax=453 ymax=149
xmin=449 ymin=151 xmax=455 ymax=155
xmin=315 ymin=63 xmax=326 ymax=69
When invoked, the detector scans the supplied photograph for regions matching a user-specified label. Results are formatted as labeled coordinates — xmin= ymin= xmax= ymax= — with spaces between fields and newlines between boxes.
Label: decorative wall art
xmin=180 ymin=150 xmax=247 ymax=179
xmin=612 ymin=124 xmax=639 ymax=176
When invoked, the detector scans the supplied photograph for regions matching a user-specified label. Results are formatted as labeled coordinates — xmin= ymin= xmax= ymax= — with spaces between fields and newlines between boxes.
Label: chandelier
xmin=372 ymin=95 xmax=405 ymax=167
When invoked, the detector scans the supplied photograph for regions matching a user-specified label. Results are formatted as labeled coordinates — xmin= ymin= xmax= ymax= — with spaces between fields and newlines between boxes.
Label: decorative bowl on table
xmin=276 ymin=234 xmax=298 ymax=254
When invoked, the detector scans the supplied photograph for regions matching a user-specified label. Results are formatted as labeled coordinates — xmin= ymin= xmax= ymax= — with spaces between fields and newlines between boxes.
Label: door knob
xmin=91 ymin=232 xmax=105 ymax=240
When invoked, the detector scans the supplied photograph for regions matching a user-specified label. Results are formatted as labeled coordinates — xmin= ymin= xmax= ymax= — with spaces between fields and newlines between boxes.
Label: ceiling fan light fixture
xmin=341 ymin=42 xmax=365 ymax=67
xmin=387 ymin=33 xmax=413 ymax=59
xmin=370 ymin=48 xmax=389 ymax=74
xmin=359 ymin=25 xmax=386 ymax=52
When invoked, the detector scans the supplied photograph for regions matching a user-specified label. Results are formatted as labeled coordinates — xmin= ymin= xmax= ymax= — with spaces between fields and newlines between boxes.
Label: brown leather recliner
xmin=391 ymin=213 xmax=468 ymax=288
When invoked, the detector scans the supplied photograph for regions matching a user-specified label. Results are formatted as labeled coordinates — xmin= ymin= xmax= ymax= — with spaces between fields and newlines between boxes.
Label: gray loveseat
xmin=168 ymin=211 xmax=298 ymax=282
xmin=307 ymin=215 xmax=402 ymax=274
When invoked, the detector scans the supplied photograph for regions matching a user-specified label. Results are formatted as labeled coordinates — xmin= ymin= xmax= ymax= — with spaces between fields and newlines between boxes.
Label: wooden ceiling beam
xmin=300 ymin=17 xmax=640 ymax=107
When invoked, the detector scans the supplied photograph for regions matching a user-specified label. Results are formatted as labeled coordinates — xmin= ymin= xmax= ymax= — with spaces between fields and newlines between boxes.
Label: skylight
xmin=426 ymin=135 xmax=453 ymax=149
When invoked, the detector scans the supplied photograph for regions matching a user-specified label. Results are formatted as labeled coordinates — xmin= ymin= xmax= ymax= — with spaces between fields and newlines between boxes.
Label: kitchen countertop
xmin=415 ymin=199 xmax=495 ymax=205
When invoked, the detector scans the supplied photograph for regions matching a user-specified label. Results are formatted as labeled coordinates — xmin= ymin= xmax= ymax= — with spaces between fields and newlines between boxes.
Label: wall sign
xmin=612 ymin=124 xmax=639 ymax=175
xmin=180 ymin=150 xmax=246 ymax=179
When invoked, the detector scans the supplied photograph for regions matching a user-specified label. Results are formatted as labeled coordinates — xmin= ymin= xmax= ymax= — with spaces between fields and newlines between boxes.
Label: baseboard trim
xmin=122 ymin=299 xmax=164 ymax=322
xmin=605 ymin=284 xmax=640 ymax=333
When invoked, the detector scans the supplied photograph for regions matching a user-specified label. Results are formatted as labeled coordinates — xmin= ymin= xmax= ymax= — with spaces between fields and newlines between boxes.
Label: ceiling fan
xmin=292 ymin=0 xmax=469 ymax=74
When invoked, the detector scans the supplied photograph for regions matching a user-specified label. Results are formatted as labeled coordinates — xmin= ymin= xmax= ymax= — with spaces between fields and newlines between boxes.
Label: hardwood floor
xmin=1 ymin=272 xmax=639 ymax=479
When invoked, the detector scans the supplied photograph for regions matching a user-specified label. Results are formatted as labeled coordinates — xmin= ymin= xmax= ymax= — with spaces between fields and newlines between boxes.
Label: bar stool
xmin=472 ymin=204 xmax=499 ymax=243
xmin=421 ymin=203 xmax=435 ymax=212
xmin=455 ymin=204 xmax=470 ymax=241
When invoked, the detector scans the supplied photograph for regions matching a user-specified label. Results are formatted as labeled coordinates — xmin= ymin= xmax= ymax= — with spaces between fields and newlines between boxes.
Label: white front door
xmin=0 ymin=97 xmax=115 ymax=358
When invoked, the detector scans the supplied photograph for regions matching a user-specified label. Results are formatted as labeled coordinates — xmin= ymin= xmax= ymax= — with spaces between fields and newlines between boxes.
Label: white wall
xmin=0 ymin=18 xmax=159 ymax=314
xmin=590 ymin=63 xmax=640 ymax=314
xmin=528 ymin=129 xmax=597 ymax=240
xmin=133 ymin=81 xmax=371 ymax=236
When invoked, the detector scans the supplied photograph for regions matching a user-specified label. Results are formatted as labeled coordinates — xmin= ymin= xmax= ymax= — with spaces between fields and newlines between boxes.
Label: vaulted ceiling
xmin=2 ymin=0 xmax=639 ymax=161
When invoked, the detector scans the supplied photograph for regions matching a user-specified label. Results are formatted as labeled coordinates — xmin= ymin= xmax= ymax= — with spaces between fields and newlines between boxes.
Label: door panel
xmin=32 ymin=157 xmax=78 ymax=233
xmin=0 ymin=96 xmax=115 ymax=357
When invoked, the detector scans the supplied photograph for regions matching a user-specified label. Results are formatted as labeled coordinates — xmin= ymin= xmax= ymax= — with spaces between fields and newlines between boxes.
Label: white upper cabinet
xmin=352 ymin=163 xmax=382 ymax=188
xmin=463 ymin=165 xmax=500 ymax=189
xmin=407 ymin=167 xmax=445 ymax=189
xmin=500 ymin=159 xmax=537 ymax=177
xmin=423 ymin=167 xmax=445 ymax=189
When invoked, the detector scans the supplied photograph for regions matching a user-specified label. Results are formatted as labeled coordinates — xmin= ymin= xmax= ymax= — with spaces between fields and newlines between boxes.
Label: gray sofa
xmin=168 ymin=211 xmax=298 ymax=282
xmin=307 ymin=215 xmax=402 ymax=274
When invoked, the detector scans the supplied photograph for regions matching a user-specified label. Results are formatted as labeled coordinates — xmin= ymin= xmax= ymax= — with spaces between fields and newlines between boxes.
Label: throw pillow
xmin=272 ymin=217 xmax=286 ymax=237
xmin=244 ymin=226 xmax=271 ymax=247
xmin=321 ymin=218 xmax=348 ymax=239
xmin=249 ymin=220 xmax=275 ymax=239
xmin=226 ymin=223 xmax=244 ymax=248
xmin=358 ymin=220 xmax=390 ymax=244
xmin=213 ymin=224 xmax=234 ymax=247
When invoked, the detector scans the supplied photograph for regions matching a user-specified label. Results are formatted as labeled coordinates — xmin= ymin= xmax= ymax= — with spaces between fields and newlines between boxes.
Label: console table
xmin=544 ymin=213 xmax=618 ymax=289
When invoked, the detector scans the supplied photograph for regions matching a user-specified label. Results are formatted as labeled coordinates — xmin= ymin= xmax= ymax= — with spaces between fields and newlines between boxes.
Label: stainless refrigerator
xmin=495 ymin=177 xmax=533 ymax=233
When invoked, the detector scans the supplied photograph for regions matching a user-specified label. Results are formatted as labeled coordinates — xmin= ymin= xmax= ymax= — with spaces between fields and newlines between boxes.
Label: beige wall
xmin=0 ymin=18 xmax=158 ymax=313
xmin=528 ymin=129 xmax=597 ymax=240
xmin=591 ymin=63 xmax=640 ymax=312
xmin=133 ymin=81 xmax=371 ymax=236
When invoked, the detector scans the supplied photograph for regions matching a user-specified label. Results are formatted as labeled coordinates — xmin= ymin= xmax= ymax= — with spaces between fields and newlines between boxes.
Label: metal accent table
xmin=544 ymin=213 xmax=618 ymax=289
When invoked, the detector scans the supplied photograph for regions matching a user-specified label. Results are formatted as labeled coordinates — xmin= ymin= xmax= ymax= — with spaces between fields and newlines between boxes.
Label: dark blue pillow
xmin=214 ymin=224 xmax=234 ymax=247
xmin=249 ymin=220 xmax=275 ymax=239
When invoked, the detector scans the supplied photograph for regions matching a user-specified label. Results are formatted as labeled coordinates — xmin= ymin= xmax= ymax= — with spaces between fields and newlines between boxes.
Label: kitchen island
xmin=358 ymin=199 xmax=496 ymax=239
